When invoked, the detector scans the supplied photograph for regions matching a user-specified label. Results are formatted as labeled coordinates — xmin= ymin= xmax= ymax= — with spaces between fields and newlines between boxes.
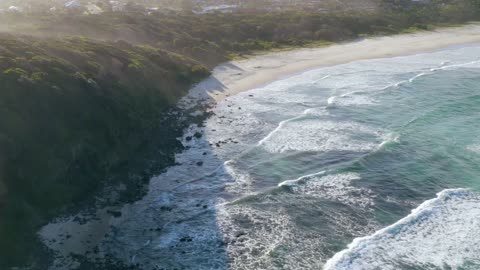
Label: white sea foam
xmin=286 ymin=172 xmax=375 ymax=208
xmin=215 ymin=184 xmax=376 ymax=270
xmin=256 ymin=107 xmax=327 ymax=146
xmin=381 ymin=70 xmax=431 ymax=90
xmin=329 ymin=94 xmax=376 ymax=106
xmin=278 ymin=171 xmax=327 ymax=187
xmin=379 ymin=58 xmax=480 ymax=91
xmin=327 ymin=96 xmax=337 ymax=106
xmin=377 ymin=132 xmax=400 ymax=149
xmin=223 ymin=160 xmax=254 ymax=193
xmin=256 ymin=115 xmax=306 ymax=146
xmin=430 ymin=59 xmax=480 ymax=71
xmin=467 ymin=144 xmax=480 ymax=154
xmin=408 ymin=72 xmax=428 ymax=82
xmin=259 ymin=119 xmax=384 ymax=154
xmin=324 ymin=189 xmax=480 ymax=270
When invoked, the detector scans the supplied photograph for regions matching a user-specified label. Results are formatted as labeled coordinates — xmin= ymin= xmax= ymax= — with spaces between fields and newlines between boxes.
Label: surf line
xmin=257 ymin=107 xmax=323 ymax=146
xmin=323 ymin=188 xmax=471 ymax=270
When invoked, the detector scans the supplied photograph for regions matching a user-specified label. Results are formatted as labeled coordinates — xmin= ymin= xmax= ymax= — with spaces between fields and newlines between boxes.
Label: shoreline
xmin=37 ymin=22 xmax=480 ymax=269
xmin=189 ymin=23 xmax=480 ymax=103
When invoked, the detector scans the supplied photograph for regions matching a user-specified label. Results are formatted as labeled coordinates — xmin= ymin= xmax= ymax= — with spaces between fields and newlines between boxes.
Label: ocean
xmin=100 ymin=44 xmax=480 ymax=269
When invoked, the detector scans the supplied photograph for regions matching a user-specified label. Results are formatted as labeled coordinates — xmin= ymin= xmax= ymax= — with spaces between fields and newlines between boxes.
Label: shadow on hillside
xmin=98 ymin=105 xmax=236 ymax=269
xmin=185 ymin=63 xmax=248 ymax=104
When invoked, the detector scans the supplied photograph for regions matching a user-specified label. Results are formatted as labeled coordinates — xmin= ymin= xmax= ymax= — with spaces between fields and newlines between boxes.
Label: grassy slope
xmin=0 ymin=0 xmax=479 ymax=267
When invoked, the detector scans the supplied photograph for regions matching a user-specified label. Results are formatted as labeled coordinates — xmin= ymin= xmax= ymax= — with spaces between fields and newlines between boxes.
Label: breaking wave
xmin=324 ymin=189 xmax=480 ymax=270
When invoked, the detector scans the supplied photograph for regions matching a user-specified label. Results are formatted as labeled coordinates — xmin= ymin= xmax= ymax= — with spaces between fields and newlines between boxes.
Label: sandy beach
xmin=189 ymin=23 xmax=480 ymax=103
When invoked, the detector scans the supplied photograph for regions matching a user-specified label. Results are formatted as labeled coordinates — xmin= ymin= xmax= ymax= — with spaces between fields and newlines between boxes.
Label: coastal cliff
xmin=1 ymin=1 xmax=479 ymax=267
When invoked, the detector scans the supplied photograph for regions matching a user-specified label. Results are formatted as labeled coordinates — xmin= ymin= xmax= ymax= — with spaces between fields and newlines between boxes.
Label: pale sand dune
xmin=189 ymin=23 xmax=480 ymax=103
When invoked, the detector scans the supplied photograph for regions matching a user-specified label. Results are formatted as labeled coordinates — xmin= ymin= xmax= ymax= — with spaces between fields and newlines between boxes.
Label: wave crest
xmin=324 ymin=189 xmax=480 ymax=270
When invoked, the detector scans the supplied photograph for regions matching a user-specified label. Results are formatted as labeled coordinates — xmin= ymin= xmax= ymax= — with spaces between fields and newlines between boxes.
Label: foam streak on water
xmin=324 ymin=189 xmax=480 ymax=270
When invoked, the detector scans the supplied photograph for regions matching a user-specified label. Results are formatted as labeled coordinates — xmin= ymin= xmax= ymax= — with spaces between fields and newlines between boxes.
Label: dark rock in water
xmin=185 ymin=136 xmax=193 ymax=141
xmin=235 ymin=231 xmax=246 ymax=238
xmin=180 ymin=236 xmax=193 ymax=242
xmin=107 ymin=210 xmax=122 ymax=218
xmin=196 ymin=161 xmax=204 ymax=166
xmin=194 ymin=132 xmax=203 ymax=139
xmin=160 ymin=206 xmax=173 ymax=211
xmin=202 ymin=205 xmax=208 ymax=209
xmin=202 ymin=152 xmax=207 ymax=156
xmin=249 ymin=94 xmax=254 ymax=97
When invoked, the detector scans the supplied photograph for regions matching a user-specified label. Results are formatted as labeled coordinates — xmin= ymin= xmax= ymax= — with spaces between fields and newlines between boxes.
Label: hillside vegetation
xmin=0 ymin=0 xmax=479 ymax=268
xmin=0 ymin=34 xmax=209 ymax=268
